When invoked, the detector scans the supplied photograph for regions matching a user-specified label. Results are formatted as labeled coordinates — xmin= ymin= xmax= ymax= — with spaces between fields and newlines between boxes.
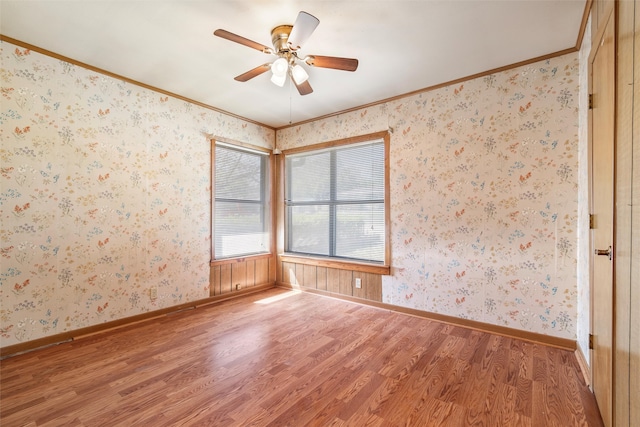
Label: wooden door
xmin=590 ymin=9 xmax=615 ymax=427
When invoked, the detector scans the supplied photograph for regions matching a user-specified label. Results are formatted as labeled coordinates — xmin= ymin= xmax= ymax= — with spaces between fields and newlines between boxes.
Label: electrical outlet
xmin=150 ymin=287 xmax=157 ymax=300
xmin=235 ymin=283 xmax=242 ymax=290
xmin=355 ymin=278 xmax=362 ymax=289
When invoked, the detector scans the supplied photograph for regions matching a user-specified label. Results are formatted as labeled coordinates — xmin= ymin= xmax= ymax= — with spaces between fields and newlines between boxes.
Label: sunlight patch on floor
xmin=255 ymin=290 xmax=301 ymax=305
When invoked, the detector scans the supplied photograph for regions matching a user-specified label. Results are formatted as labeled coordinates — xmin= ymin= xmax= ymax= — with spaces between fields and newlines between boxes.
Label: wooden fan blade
xmin=234 ymin=64 xmax=271 ymax=82
xmin=294 ymin=79 xmax=313 ymax=96
xmin=306 ymin=55 xmax=359 ymax=72
xmin=214 ymin=29 xmax=272 ymax=53
xmin=287 ymin=11 xmax=320 ymax=50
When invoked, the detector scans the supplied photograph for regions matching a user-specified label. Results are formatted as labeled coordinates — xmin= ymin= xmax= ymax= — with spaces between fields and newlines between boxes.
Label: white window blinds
xmin=214 ymin=143 xmax=269 ymax=259
xmin=285 ymin=140 xmax=385 ymax=263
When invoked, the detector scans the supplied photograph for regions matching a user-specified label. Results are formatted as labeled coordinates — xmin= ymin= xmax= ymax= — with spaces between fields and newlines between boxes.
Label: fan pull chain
xmin=289 ymin=76 xmax=293 ymax=125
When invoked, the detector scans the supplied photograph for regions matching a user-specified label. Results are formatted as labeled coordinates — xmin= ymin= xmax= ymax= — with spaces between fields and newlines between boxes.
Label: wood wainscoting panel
xmin=339 ymin=269 xmax=354 ymax=296
xmin=281 ymin=261 xmax=298 ymax=286
xmin=231 ymin=261 xmax=247 ymax=290
xmin=354 ymin=272 xmax=383 ymax=302
xmin=316 ymin=266 xmax=328 ymax=291
xmin=211 ymin=257 xmax=272 ymax=296
xmin=245 ymin=260 xmax=255 ymax=288
xmin=210 ymin=265 xmax=220 ymax=296
xmin=278 ymin=260 xmax=383 ymax=303
xmin=255 ymin=258 xmax=269 ymax=286
xmin=220 ymin=264 xmax=232 ymax=294
xmin=303 ymin=264 xmax=317 ymax=288
xmin=327 ymin=267 xmax=341 ymax=294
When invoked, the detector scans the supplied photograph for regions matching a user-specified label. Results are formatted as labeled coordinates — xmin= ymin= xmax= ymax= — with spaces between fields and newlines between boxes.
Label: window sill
xmin=210 ymin=252 xmax=272 ymax=267
xmin=279 ymin=254 xmax=390 ymax=275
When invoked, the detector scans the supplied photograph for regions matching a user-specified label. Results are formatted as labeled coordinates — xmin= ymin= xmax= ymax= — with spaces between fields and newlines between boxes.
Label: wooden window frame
xmin=278 ymin=131 xmax=391 ymax=275
xmin=210 ymin=137 xmax=275 ymax=266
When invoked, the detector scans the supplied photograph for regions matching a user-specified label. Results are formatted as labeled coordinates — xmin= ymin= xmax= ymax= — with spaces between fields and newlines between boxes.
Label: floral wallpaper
xmin=1 ymin=37 xmax=583 ymax=348
xmin=0 ymin=41 xmax=274 ymax=348
xmin=279 ymin=53 xmax=582 ymax=340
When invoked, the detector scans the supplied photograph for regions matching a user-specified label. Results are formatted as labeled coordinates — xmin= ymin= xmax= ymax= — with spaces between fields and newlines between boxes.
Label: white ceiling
xmin=1 ymin=1 xmax=586 ymax=129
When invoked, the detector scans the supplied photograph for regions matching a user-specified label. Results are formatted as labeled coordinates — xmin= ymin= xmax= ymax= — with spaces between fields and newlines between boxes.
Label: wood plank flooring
xmin=0 ymin=288 xmax=603 ymax=426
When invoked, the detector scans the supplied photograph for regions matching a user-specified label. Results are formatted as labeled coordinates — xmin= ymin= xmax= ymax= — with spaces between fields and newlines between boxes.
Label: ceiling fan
xmin=214 ymin=11 xmax=359 ymax=96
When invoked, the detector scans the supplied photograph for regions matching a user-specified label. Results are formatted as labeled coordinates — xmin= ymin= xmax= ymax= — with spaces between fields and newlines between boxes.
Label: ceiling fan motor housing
xmin=271 ymin=25 xmax=293 ymax=53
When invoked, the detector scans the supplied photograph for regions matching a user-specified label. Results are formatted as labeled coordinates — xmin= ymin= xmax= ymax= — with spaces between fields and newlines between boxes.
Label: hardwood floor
xmin=1 ymin=288 xmax=603 ymax=426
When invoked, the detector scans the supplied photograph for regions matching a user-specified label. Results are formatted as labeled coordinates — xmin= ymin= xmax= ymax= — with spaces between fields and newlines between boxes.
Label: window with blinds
xmin=285 ymin=139 xmax=385 ymax=263
xmin=214 ymin=143 xmax=270 ymax=259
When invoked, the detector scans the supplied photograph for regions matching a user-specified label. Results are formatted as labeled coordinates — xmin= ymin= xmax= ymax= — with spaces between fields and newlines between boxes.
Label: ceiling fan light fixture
xmin=270 ymin=72 xmax=286 ymax=87
xmin=271 ymin=57 xmax=288 ymax=77
xmin=215 ymin=10 xmax=357 ymax=96
xmin=291 ymin=64 xmax=309 ymax=84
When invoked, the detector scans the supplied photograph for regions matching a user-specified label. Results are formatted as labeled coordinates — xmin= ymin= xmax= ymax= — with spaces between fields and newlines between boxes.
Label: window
xmin=213 ymin=141 xmax=270 ymax=259
xmin=284 ymin=133 xmax=388 ymax=264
